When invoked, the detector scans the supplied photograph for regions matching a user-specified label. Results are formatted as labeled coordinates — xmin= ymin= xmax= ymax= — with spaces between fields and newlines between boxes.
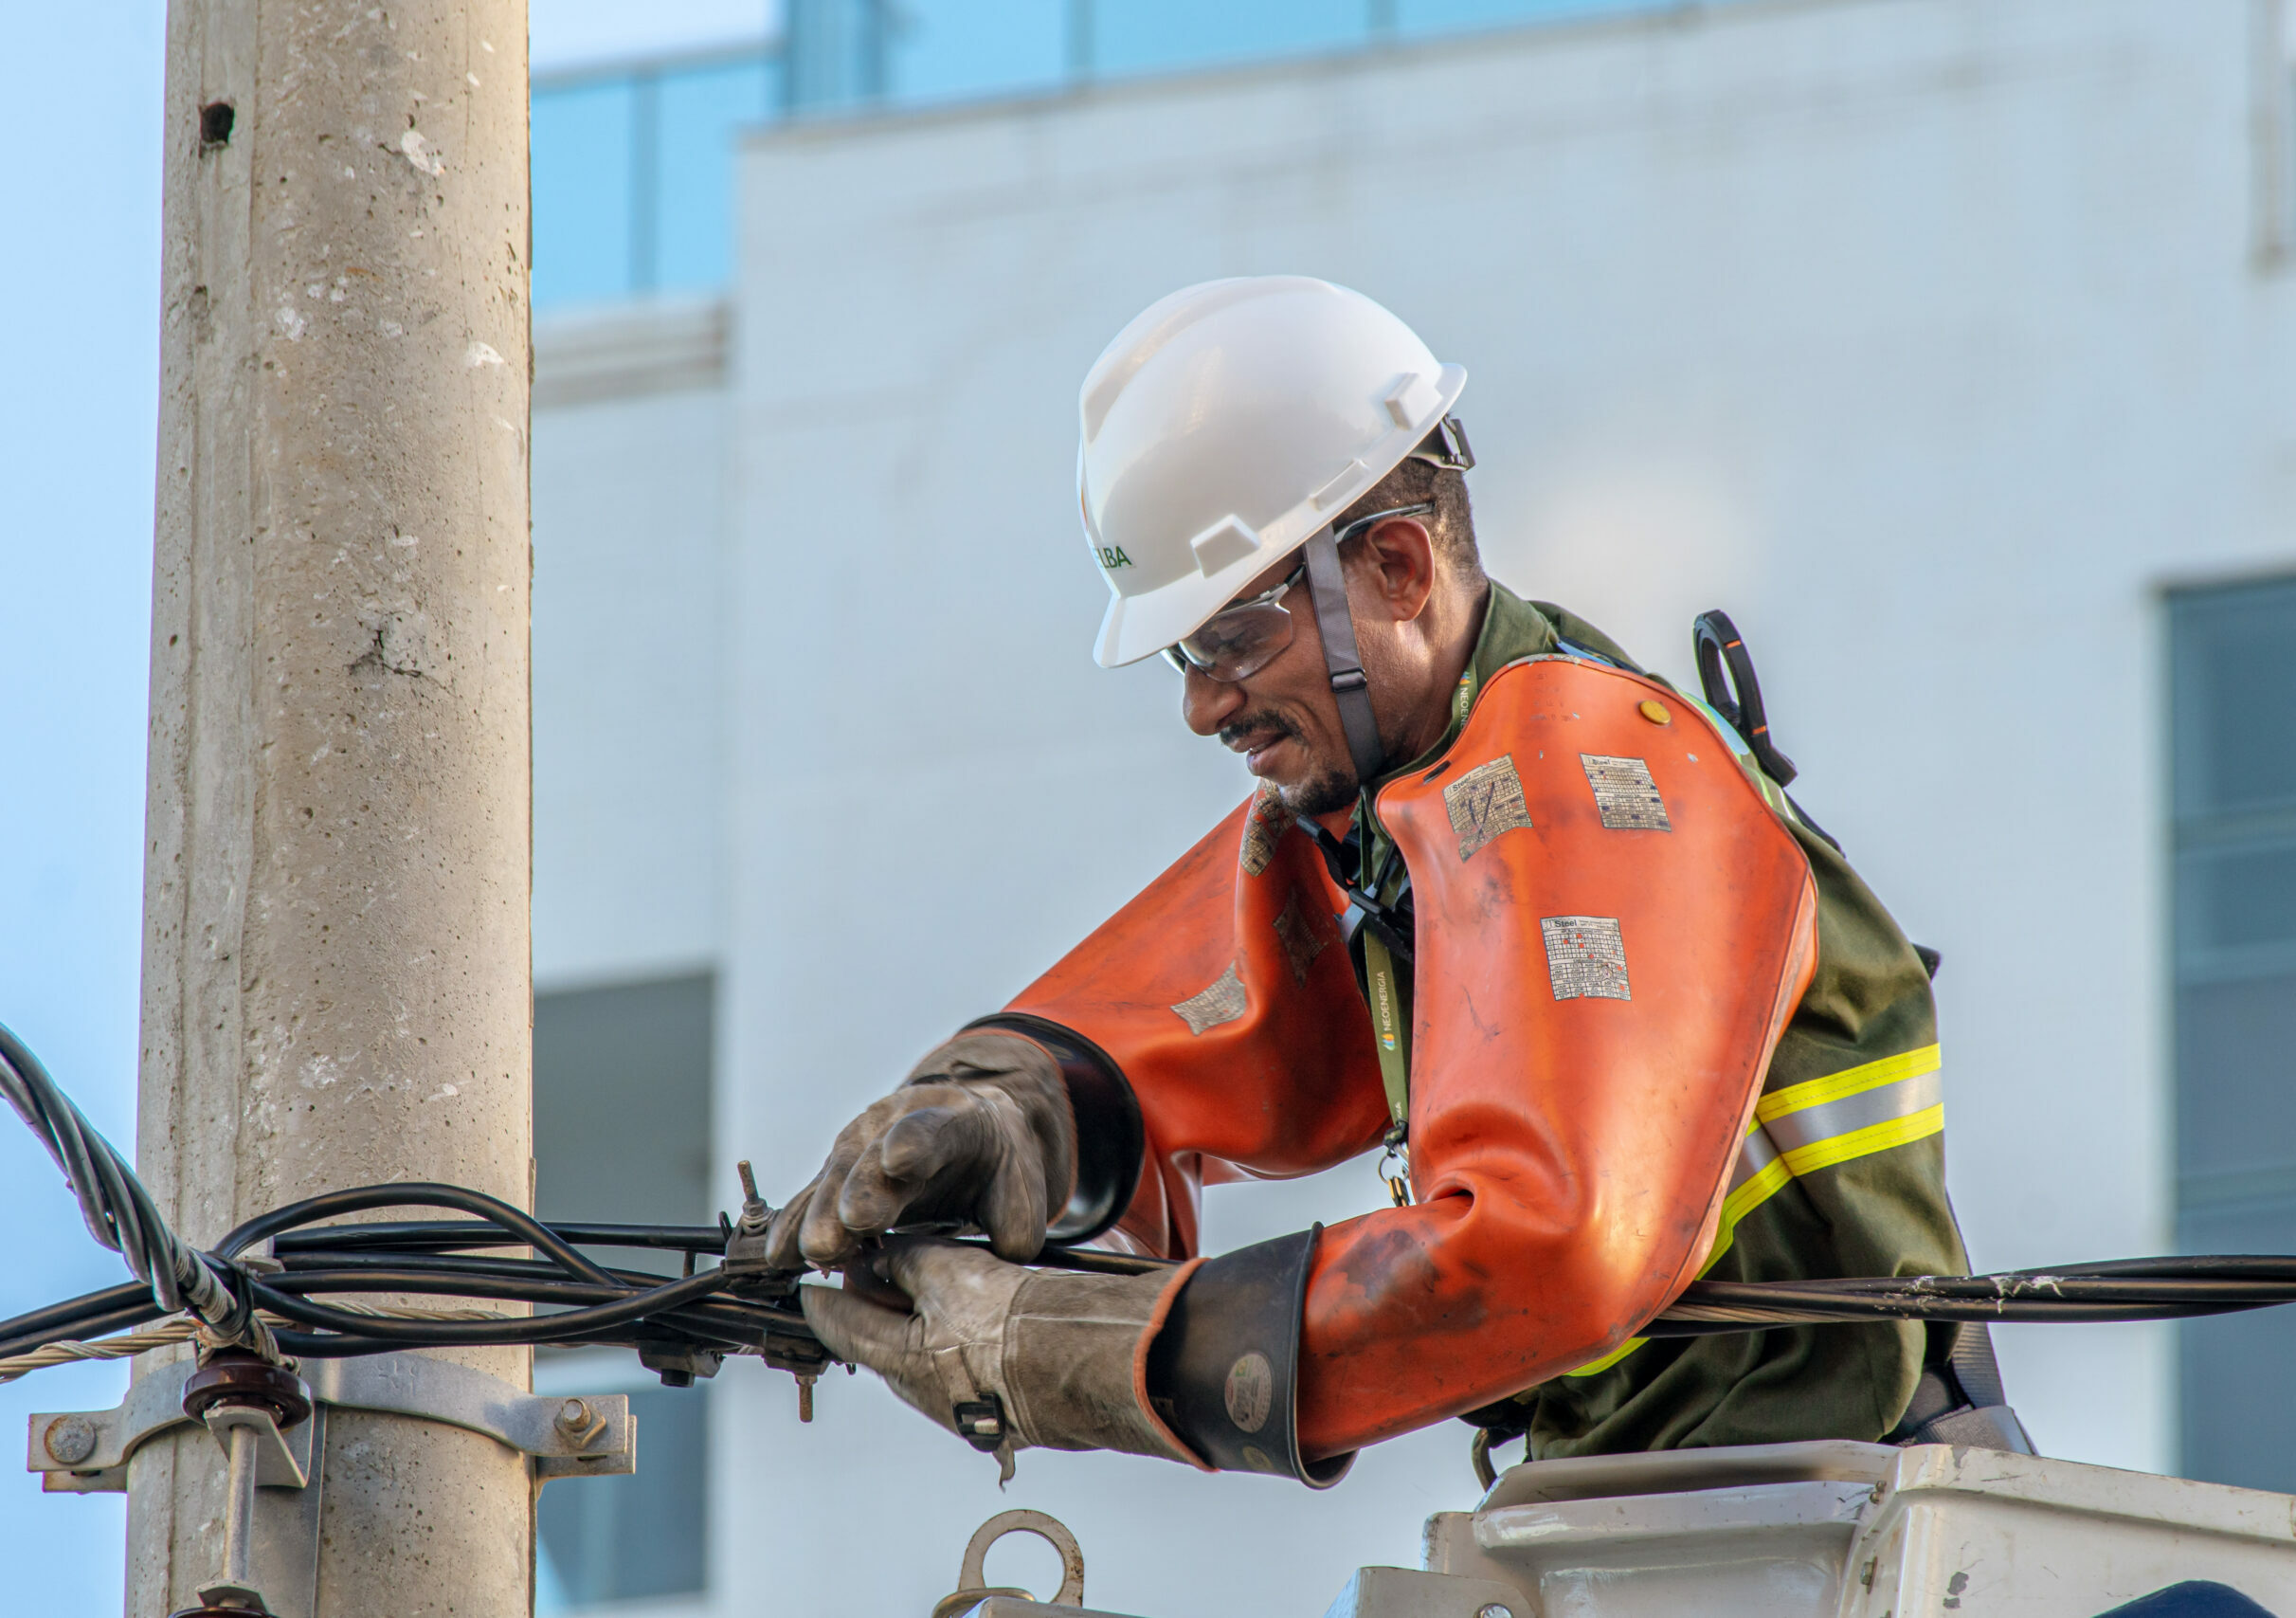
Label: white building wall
xmin=531 ymin=1 xmax=2296 ymax=1614
xmin=533 ymin=302 xmax=731 ymax=991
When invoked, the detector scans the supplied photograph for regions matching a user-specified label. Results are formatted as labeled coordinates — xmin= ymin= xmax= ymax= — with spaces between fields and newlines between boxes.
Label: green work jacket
xmin=1352 ymin=581 xmax=1966 ymax=1456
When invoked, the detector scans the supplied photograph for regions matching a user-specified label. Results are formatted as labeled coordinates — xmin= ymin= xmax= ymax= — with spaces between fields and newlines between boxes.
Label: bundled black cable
xmin=0 ymin=1022 xmax=821 ymax=1377
xmin=9 ymin=1017 xmax=2296 ymax=1391
xmin=1651 ymin=1260 xmax=2296 ymax=1332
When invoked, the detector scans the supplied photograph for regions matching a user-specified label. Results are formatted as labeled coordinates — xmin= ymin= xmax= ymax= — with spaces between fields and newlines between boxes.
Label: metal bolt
xmin=553 ymin=1398 xmax=591 ymax=1436
xmin=43 ymin=1414 xmax=98 ymax=1466
xmin=1477 ymin=1605 xmax=1512 ymax=1618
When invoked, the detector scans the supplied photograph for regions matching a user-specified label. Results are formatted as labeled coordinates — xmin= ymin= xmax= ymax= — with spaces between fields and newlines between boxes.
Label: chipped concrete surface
xmin=131 ymin=0 xmax=533 ymax=1612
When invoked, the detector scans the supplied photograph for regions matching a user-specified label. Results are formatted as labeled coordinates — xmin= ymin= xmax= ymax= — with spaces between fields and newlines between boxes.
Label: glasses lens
xmin=1171 ymin=601 xmax=1294 ymax=682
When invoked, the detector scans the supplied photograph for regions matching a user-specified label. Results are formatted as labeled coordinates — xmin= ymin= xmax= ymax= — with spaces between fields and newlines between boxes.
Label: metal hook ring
xmin=944 ymin=1508 xmax=1086 ymax=1612
xmin=1471 ymin=1426 xmax=1528 ymax=1492
xmin=1377 ymin=1145 xmax=1413 ymax=1208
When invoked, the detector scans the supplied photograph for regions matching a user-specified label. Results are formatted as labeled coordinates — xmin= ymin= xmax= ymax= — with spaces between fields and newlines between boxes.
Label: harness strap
xmin=1885 ymin=1322 xmax=2035 ymax=1453
xmin=1299 ymin=526 xmax=1386 ymax=791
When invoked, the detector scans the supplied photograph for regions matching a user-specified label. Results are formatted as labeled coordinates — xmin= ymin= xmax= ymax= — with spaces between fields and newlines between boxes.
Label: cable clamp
xmin=27 ymin=1351 xmax=636 ymax=1495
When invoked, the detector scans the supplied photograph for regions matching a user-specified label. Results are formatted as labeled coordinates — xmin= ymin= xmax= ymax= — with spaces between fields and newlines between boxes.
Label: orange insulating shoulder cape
xmin=1003 ymin=655 xmax=1818 ymax=1470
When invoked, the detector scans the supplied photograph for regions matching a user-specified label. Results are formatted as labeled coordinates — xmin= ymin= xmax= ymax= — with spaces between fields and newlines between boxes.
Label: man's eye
xmin=1195 ymin=621 xmax=1267 ymax=660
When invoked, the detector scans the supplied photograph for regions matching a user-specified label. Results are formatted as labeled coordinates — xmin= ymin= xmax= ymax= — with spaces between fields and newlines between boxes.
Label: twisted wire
xmin=0 ymin=1318 xmax=202 ymax=1382
xmin=0 ymin=1304 xmax=516 ymax=1385
xmin=0 ymin=1024 xmax=273 ymax=1358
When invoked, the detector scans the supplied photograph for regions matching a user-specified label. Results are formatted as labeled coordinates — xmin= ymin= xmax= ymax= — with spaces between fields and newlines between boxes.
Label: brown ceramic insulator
xmin=181 ymin=1351 xmax=314 ymax=1430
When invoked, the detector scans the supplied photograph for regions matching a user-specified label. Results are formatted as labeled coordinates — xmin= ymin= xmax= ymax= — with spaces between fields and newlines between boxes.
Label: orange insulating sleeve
xmin=1009 ymin=657 xmax=1817 ymax=1461
xmin=1008 ymin=791 xmax=1390 ymax=1261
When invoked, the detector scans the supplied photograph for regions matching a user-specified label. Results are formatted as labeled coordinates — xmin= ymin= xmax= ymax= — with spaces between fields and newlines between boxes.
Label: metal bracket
xmin=308 ymin=1354 xmax=637 ymax=1483
xmin=206 ymin=1405 xmax=309 ymax=1489
xmin=27 ymin=1351 xmax=636 ymax=1493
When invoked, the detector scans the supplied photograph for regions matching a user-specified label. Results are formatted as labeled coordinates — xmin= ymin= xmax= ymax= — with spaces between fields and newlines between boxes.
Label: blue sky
xmin=0 ymin=1 xmax=166 ymax=1602
xmin=0 ymin=5 xmax=773 ymax=1603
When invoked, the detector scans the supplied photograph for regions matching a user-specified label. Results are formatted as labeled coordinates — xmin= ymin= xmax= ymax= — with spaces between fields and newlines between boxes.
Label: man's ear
xmin=1359 ymin=518 xmax=1437 ymax=624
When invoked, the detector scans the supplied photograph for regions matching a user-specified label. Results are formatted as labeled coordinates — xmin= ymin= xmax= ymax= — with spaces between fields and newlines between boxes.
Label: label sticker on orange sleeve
xmin=1442 ymin=754 xmax=1535 ymax=861
xmin=1272 ymin=888 xmax=1330 ymax=985
xmin=1541 ymin=916 xmax=1632 ymax=1001
xmin=1581 ymin=754 xmax=1671 ymax=831
xmin=1238 ymin=783 xmax=1295 ymax=877
xmin=1171 ymin=963 xmax=1249 ymax=1035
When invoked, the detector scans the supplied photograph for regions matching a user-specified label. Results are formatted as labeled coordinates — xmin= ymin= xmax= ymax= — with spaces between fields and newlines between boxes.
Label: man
xmin=776 ymin=277 xmax=2015 ymax=1486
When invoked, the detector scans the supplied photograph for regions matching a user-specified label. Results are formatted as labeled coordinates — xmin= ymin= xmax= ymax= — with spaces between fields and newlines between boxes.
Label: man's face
xmin=1179 ymin=552 xmax=1361 ymax=818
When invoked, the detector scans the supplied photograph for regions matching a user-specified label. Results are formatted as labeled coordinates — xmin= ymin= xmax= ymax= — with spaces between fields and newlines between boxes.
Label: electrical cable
xmin=269 ymin=1219 xmax=728 ymax=1256
xmin=0 ymin=1024 xmax=270 ymax=1356
xmin=9 ymin=1019 xmax=2296 ymax=1395
xmin=219 ymin=1182 xmax=621 ymax=1285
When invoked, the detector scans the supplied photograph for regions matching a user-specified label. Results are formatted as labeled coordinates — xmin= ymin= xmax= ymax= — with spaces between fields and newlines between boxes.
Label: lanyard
xmin=1364 ymin=927 xmax=1413 ymax=1207
xmin=1347 ymin=670 xmax=1475 ymax=1210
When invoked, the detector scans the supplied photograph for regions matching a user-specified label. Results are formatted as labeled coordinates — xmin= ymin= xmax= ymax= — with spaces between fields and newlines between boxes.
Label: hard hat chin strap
xmin=1298 ymin=526 xmax=1386 ymax=791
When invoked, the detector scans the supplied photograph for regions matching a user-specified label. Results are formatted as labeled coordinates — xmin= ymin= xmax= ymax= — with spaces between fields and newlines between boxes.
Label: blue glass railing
xmin=533 ymin=0 xmax=1734 ymax=312
xmin=533 ymin=50 xmax=781 ymax=310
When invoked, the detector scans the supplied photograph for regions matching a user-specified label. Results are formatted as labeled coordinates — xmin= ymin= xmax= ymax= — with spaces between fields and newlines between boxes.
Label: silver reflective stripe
xmin=1761 ymin=1068 xmax=1943 ymax=1158
xmin=1728 ymin=1121 xmax=1779 ymax=1193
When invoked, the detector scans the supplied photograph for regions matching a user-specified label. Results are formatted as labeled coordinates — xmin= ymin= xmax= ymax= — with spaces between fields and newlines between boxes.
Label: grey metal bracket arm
xmin=205 ymin=1404 xmax=309 ymax=1490
xmin=27 ymin=1351 xmax=636 ymax=1493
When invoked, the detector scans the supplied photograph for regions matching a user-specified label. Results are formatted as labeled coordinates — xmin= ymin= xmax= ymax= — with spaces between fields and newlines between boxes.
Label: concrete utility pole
xmin=130 ymin=0 xmax=533 ymax=1612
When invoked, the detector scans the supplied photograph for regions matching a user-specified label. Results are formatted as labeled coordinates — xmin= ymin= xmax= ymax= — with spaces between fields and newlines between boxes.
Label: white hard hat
xmin=1077 ymin=276 xmax=1467 ymax=668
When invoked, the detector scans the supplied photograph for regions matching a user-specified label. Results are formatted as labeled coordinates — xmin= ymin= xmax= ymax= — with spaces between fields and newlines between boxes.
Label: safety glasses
xmin=1160 ymin=503 xmax=1435 ymax=682
xmin=1159 ymin=562 xmax=1305 ymax=681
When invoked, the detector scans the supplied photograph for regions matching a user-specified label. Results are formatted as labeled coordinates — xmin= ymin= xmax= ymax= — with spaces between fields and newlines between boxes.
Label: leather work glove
xmin=766 ymin=1032 xmax=1076 ymax=1268
xmin=801 ymin=1237 xmax=1197 ymax=1481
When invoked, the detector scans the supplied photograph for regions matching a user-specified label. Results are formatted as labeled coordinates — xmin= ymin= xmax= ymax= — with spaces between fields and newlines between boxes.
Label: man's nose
xmin=1181 ymin=666 xmax=1245 ymax=736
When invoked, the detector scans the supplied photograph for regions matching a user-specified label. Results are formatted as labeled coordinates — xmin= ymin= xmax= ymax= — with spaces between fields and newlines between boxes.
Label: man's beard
xmin=1220 ymin=710 xmax=1359 ymax=818
xmin=1279 ymin=767 xmax=1358 ymax=818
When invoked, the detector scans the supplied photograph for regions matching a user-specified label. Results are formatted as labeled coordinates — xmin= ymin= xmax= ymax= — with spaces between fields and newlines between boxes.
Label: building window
xmin=530 ymin=0 xmax=1767 ymax=313
xmin=533 ymin=973 xmax=716 ymax=1607
xmin=533 ymin=52 xmax=779 ymax=311
xmin=2171 ymin=577 xmax=2296 ymax=1492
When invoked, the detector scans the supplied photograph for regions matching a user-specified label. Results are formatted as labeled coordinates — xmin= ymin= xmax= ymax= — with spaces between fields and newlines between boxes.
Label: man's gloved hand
xmin=801 ymin=1237 xmax=1199 ymax=1479
xmin=765 ymin=1032 xmax=1076 ymax=1268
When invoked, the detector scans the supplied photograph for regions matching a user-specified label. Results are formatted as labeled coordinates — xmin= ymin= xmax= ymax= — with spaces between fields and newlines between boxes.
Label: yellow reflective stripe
xmin=1691 ymin=1143 xmax=1793 ymax=1280
xmin=1717 ymin=1147 xmax=1795 ymax=1242
xmin=1565 ymin=1145 xmax=1781 ymax=1375
xmin=1564 ymin=1336 xmax=1646 ymax=1378
xmin=1565 ymin=1143 xmax=1797 ymax=1378
xmin=1757 ymin=1044 xmax=1940 ymax=1124
xmin=1561 ymin=1055 xmax=1944 ymax=1380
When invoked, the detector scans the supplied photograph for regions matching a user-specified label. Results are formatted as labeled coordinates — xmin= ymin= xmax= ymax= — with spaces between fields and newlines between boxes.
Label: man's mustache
xmin=1219 ymin=710 xmax=1304 ymax=752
